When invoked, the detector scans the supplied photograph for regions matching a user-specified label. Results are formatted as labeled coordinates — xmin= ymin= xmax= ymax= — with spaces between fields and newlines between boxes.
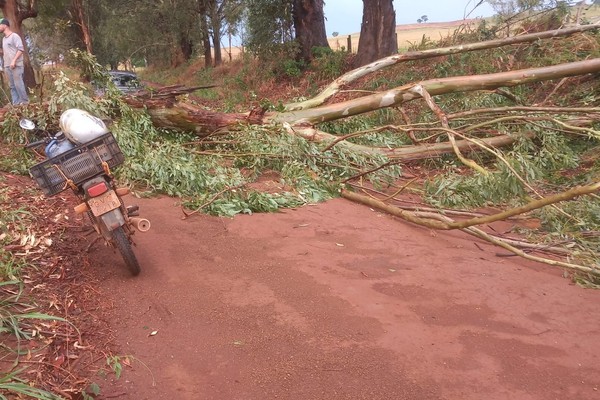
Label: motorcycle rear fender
xmin=100 ymin=208 xmax=125 ymax=232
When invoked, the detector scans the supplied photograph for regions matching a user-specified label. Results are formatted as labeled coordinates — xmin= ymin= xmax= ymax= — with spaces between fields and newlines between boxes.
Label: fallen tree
xmin=3 ymin=25 xmax=599 ymax=278
xmin=121 ymin=57 xmax=600 ymax=166
xmin=115 ymin=25 xmax=599 ymax=136
xmin=121 ymin=58 xmax=600 ymax=164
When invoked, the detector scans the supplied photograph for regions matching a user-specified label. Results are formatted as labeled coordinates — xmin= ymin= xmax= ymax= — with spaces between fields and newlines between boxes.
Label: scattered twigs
xmin=190 ymin=150 xmax=287 ymax=158
xmin=459 ymin=115 xmax=599 ymax=138
xmin=436 ymin=182 xmax=599 ymax=230
xmin=341 ymin=158 xmax=403 ymax=183
xmin=493 ymin=88 xmax=521 ymax=103
xmin=490 ymin=236 xmax=573 ymax=256
xmin=465 ymin=226 xmax=598 ymax=275
xmin=346 ymin=181 xmax=517 ymax=218
xmin=379 ymin=178 xmax=419 ymax=201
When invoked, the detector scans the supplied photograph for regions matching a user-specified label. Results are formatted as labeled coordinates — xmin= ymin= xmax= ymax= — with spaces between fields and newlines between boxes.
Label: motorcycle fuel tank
xmin=60 ymin=108 xmax=109 ymax=144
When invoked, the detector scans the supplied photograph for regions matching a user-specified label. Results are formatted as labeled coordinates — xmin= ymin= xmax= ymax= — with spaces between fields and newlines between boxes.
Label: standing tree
xmin=198 ymin=0 xmax=213 ymax=67
xmin=27 ymin=0 xmax=79 ymax=66
xmin=223 ymin=0 xmax=244 ymax=62
xmin=245 ymin=0 xmax=295 ymax=59
xmin=117 ymin=0 xmax=200 ymax=68
xmin=0 ymin=0 xmax=38 ymax=88
xmin=292 ymin=0 xmax=330 ymax=63
xmin=198 ymin=0 xmax=244 ymax=67
xmin=71 ymin=0 xmax=92 ymax=53
xmin=354 ymin=0 xmax=397 ymax=67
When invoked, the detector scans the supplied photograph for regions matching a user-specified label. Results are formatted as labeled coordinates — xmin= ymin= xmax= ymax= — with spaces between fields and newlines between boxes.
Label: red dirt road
xmin=91 ymin=196 xmax=600 ymax=400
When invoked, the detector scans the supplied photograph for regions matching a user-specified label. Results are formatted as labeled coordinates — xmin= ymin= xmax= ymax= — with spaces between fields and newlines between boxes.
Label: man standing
xmin=0 ymin=18 xmax=28 ymax=105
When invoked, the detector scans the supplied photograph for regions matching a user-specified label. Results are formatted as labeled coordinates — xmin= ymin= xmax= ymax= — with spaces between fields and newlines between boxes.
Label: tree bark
xmin=180 ymin=35 xmax=194 ymax=61
xmin=210 ymin=0 xmax=223 ymax=66
xmin=198 ymin=0 xmax=212 ymax=67
xmin=354 ymin=0 xmax=396 ymax=68
xmin=212 ymin=26 xmax=222 ymax=66
xmin=72 ymin=0 xmax=92 ymax=54
xmin=292 ymin=0 xmax=330 ymax=63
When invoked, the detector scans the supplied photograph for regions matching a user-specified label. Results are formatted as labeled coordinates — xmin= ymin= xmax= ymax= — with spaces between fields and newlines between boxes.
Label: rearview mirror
xmin=19 ymin=119 xmax=35 ymax=130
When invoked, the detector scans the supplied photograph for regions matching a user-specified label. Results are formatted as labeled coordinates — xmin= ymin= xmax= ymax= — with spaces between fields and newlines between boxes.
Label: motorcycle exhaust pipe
xmin=130 ymin=217 xmax=151 ymax=232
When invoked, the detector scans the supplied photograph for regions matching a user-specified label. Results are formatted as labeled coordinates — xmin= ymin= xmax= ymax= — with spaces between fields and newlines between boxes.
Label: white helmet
xmin=60 ymin=108 xmax=109 ymax=144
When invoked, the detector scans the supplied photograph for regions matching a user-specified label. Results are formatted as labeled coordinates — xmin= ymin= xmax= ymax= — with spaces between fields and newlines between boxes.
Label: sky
xmin=323 ymin=0 xmax=497 ymax=36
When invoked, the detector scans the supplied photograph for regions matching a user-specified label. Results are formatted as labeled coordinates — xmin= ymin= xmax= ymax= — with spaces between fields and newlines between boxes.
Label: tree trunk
xmin=203 ymin=38 xmax=212 ymax=67
xmin=180 ymin=35 xmax=194 ymax=61
xmin=212 ymin=28 xmax=222 ymax=66
xmin=354 ymin=0 xmax=396 ymax=68
xmin=72 ymin=0 xmax=93 ymax=53
xmin=198 ymin=3 xmax=212 ymax=68
xmin=1 ymin=0 xmax=38 ymax=88
xmin=292 ymin=0 xmax=330 ymax=63
xmin=210 ymin=0 xmax=222 ymax=66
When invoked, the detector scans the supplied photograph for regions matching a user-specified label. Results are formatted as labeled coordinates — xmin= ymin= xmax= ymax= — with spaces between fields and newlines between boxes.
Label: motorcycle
xmin=20 ymin=109 xmax=149 ymax=276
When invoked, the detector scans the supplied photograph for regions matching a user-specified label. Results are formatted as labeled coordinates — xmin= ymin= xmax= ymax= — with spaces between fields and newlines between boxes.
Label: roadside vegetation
xmin=1 ymin=2 xmax=600 ymax=398
xmin=0 ymin=176 xmax=72 ymax=399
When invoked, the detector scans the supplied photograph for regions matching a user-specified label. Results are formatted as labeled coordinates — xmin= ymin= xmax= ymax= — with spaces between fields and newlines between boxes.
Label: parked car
xmin=109 ymin=70 xmax=141 ymax=93
xmin=94 ymin=70 xmax=141 ymax=95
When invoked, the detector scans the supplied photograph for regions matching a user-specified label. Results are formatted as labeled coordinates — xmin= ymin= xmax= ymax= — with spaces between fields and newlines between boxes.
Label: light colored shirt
xmin=2 ymin=32 xmax=24 ymax=67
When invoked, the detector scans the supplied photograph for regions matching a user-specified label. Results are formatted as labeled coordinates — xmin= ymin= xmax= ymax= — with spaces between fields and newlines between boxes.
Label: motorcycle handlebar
xmin=25 ymin=139 xmax=48 ymax=149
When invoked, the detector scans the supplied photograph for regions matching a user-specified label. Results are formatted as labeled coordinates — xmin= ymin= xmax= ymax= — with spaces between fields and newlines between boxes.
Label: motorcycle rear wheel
xmin=112 ymin=226 xmax=141 ymax=276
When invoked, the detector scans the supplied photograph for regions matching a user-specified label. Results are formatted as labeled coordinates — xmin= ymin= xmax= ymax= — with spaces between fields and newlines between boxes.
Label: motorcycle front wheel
xmin=112 ymin=226 xmax=141 ymax=276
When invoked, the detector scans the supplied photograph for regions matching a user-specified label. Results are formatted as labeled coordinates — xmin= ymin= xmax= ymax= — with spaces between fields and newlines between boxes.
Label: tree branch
xmin=341 ymin=188 xmax=600 ymax=276
xmin=273 ymin=59 xmax=600 ymax=125
xmin=284 ymin=25 xmax=600 ymax=111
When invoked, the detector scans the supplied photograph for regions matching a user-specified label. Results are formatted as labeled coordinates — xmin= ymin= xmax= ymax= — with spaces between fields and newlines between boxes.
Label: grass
xmin=0 ymin=370 xmax=64 ymax=400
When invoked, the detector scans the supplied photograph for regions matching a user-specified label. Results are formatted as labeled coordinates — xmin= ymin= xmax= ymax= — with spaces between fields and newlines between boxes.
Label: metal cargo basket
xmin=29 ymin=132 xmax=124 ymax=197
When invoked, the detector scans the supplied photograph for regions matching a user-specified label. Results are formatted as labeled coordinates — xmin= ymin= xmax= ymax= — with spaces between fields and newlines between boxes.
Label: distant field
xmin=328 ymin=19 xmax=483 ymax=52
